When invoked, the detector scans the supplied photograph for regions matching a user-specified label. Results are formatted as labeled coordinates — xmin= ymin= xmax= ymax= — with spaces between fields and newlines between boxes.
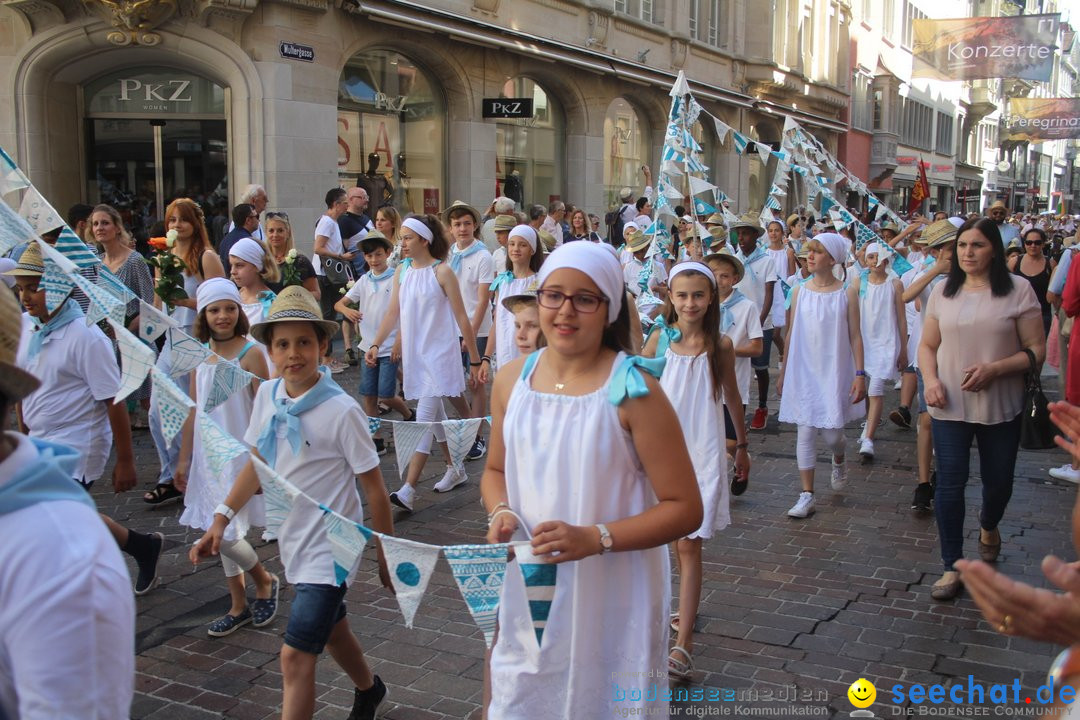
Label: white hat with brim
xmin=250 ymin=285 xmax=340 ymax=345
xmin=0 ymin=288 xmax=40 ymax=401
xmin=625 ymin=228 xmax=651 ymax=252
xmin=501 ymin=291 xmax=538 ymax=313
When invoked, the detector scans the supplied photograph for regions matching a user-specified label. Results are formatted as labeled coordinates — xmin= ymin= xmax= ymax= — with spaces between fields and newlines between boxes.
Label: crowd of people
xmin=3 ymin=175 xmax=1080 ymax=719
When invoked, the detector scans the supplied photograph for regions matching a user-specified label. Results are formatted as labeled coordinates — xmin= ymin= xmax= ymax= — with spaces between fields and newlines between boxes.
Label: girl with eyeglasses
xmin=1009 ymin=227 xmax=1055 ymax=337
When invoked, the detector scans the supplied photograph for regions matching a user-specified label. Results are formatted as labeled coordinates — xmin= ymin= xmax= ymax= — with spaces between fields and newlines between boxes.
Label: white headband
xmin=538 ymin=241 xmax=624 ymax=324
xmin=197 ymin=277 xmax=242 ymax=313
xmin=668 ymin=261 xmax=717 ymax=287
xmin=402 ymin=217 xmax=434 ymax=243
xmin=229 ymin=237 xmax=266 ymax=269
xmin=508 ymin=225 xmax=538 ymax=252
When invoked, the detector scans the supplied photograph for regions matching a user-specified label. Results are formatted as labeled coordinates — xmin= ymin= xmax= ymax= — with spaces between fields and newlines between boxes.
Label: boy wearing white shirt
xmin=622 ymin=225 xmax=668 ymax=320
xmin=730 ymin=215 xmax=777 ymax=431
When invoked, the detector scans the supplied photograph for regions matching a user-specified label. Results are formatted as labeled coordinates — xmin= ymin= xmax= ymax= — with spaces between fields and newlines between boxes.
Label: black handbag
xmin=1020 ymin=348 xmax=1057 ymax=450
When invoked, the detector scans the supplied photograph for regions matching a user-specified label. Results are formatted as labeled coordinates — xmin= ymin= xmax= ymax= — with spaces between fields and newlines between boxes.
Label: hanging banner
xmin=1005 ymin=98 xmax=1080 ymax=142
xmin=912 ymin=14 xmax=1059 ymax=82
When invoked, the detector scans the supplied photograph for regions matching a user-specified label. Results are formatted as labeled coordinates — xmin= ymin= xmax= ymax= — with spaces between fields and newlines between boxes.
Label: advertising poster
xmin=912 ymin=14 xmax=1059 ymax=81
xmin=1005 ymin=98 xmax=1080 ymax=142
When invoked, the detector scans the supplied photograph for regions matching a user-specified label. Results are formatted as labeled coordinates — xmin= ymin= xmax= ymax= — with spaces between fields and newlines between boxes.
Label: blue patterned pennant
xmin=109 ymin=319 xmax=156 ymax=402
xmin=168 ymin=328 xmax=214 ymax=377
xmin=138 ymin=301 xmax=177 ymax=343
xmin=0 ymin=146 xmax=31 ymax=195
xmin=443 ymin=417 xmax=484 ymax=468
xmin=514 ymin=544 xmax=556 ymax=648
xmin=444 ymin=544 xmax=510 ymax=649
xmin=0 ymin=202 xmax=34 ymax=256
xmin=41 ymin=258 xmax=76 ymax=313
xmin=380 ymin=534 xmax=441 ymax=628
xmin=196 ymin=410 xmax=250 ymax=476
xmin=150 ymin=365 xmax=194 ymax=443
xmin=55 ymin=226 xmax=101 ymax=269
xmin=203 ymin=359 xmax=254 ymax=414
xmin=321 ymin=506 xmax=373 ymax=585
xmin=368 ymin=416 xmax=382 ymax=436
xmin=251 ymin=457 xmax=299 ymax=537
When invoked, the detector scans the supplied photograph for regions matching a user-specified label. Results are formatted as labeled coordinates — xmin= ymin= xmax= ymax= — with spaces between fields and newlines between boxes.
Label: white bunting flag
xmin=196 ymin=410 xmax=250 ymax=477
xmin=668 ymin=70 xmax=691 ymax=98
xmin=443 ymin=418 xmax=484 ymax=468
xmin=379 ymin=534 xmax=441 ymax=628
xmin=0 ymin=202 xmax=34 ymax=256
xmin=252 ymin=457 xmax=299 ymax=537
xmin=18 ymin=186 xmax=64 ymax=234
xmin=392 ymin=421 xmax=434 ymax=481
xmin=203 ymin=359 xmax=254 ymax=414
xmin=444 ymin=544 xmax=510 ymax=649
xmin=0 ymin=146 xmax=31 ymax=196
xmin=755 ymin=142 xmax=773 ymax=167
xmin=150 ymin=366 xmax=195 ymax=443
xmin=168 ymin=327 xmax=214 ymax=377
xmin=713 ymin=117 xmax=731 ymax=144
xmin=322 ymin=509 xmax=372 ymax=585
xmin=138 ymin=301 xmax=177 ymax=343
xmin=97 ymin=267 xmax=137 ymax=307
xmin=72 ymin=271 xmax=125 ymax=326
xmin=108 ymin=319 xmax=156 ymax=403
xmin=687 ymin=175 xmax=717 ymax=197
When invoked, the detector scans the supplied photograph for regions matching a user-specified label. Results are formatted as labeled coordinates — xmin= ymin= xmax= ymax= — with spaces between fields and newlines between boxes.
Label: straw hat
xmin=989 ymin=200 xmax=1009 ymax=211
xmin=707 ymin=225 xmax=728 ymax=248
xmin=538 ymin=229 xmax=557 ymax=251
xmin=922 ymin=219 xmax=958 ymax=248
xmin=786 ymin=213 xmax=801 ymax=227
xmin=493 ymin=215 xmax=516 ymax=232
xmin=704 ymin=251 xmax=744 ymax=283
xmin=250 ymin=285 xmax=339 ymax=345
xmin=4 ymin=242 xmax=45 ymax=277
xmin=441 ymin=200 xmax=482 ymax=226
xmin=0 ymin=288 xmax=40 ymax=401
xmin=705 ymin=212 xmax=725 ymax=227
xmin=729 ymin=214 xmax=764 ymax=239
xmin=879 ymin=220 xmax=899 ymax=235
xmin=625 ymin=226 xmax=651 ymax=252
xmin=358 ymin=230 xmax=393 ymax=254
xmin=501 ymin=289 xmax=538 ymax=313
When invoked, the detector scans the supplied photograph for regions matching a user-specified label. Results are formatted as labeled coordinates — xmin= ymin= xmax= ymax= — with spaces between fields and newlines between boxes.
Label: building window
xmin=899 ymin=97 xmax=933 ymax=150
xmin=615 ymin=0 xmax=654 ymax=23
xmin=872 ymin=88 xmax=884 ymax=130
xmin=852 ymin=72 xmax=872 ymax=132
xmin=604 ymin=98 xmax=650 ymax=208
xmin=707 ymin=0 xmax=723 ymax=46
xmin=495 ymin=78 xmax=564 ymax=209
xmin=901 ymin=0 xmax=927 ymax=50
xmin=934 ymin=111 xmax=954 ymax=155
xmin=882 ymin=0 xmax=895 ymax=37
xmin=689 ymin=0 xmax=699 ymax=39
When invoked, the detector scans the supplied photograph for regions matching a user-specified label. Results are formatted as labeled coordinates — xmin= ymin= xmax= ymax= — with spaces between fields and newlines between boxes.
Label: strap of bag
xmin=1022 ymin=347 xmax=1043 ymax=393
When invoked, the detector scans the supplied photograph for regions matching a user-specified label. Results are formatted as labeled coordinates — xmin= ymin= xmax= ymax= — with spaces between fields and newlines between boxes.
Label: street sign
xmin=482 ymin=98 xmax=534 ymax=119
xmin=279 ymin=42 xmax=315 ymax=62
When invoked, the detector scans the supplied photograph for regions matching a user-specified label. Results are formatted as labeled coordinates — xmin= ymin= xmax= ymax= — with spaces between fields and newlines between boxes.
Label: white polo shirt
xmin=313 ymin=214 xmax=344 ymax=278
xmin=245 ymin=380 xmax=380 ymax=585
xmin=719 ymin=295 xmax=764 ymax=403
xmin=623 ymin=256 xmax=667 ymax=298
xmin=450 ymin=241 xmax=495 ymax=338
xmin=344 ymin=270 xmax=397 ymax=356
xmin=735 ymin=249 xmax=778 ymax=331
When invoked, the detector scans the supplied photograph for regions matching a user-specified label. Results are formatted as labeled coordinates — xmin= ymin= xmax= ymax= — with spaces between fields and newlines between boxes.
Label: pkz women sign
xmin=912 ymin=14 xmax=1059 ymax=82
xmin=279 ymin=42 xmax=315 ymax=62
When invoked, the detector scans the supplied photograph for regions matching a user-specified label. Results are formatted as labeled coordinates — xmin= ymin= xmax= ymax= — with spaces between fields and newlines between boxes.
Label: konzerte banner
xmin=912 ymin=14 xmax=1059 ymax=82
xmin=1006 ymin=98 xmax=1080 ymax=142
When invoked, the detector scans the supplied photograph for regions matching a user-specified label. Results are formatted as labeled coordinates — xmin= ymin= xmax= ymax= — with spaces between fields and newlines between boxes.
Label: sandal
xmin=670 ymin=611 xmax=680 ymax=634
xmin=143 ymin=483 xmax=182 ymax=505
xmin=207 ymin=607 xmax=252 ymax=637
xmin=668 ymin=646 xmax=695 ymax=681
xmin=251 ymin=574 xmax=280 ymax=627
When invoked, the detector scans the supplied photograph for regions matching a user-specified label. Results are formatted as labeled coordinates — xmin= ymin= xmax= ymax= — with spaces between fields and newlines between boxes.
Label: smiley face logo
xmin=848 ymin=678 xmax=876 ymax=709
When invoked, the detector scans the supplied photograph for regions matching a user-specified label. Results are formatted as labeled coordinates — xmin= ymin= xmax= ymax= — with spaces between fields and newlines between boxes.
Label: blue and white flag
xmin=444 ymin=544 xmax=510 ymax=649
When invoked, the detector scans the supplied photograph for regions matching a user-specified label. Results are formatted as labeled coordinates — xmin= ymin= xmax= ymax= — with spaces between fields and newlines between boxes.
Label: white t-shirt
xmin=766 ymin=247 xmax=789 ymax=327
xmin=623 ymin=256 xmax=667 ymax=297
xmin=17 ymin=310 xmax=120 ymax=483
xmin=244 ymin=381 xmax=380 ymax=585
xmin=344 ymin=270 xmax=397 ymax=356
xmin=492 ymin=246 xmax=507 ymax=274
xmin=720 ymin=295 xmax=764 ymax=403
xmin=313 ymin=214 xmax=344 ymax=277
xmin=0 ymin=433 xmax=135 ymax=720
xmin=735 ymin=250 xmax=778 ymax=331
xmin=451 ymin=241 xmax=495 ymax=337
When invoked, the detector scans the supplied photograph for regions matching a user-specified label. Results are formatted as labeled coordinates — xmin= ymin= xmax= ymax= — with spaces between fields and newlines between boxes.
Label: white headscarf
xmin=537 ymin=241 xmax=624 ymax=324
xmin=815 ymin=232 xmax=850 ymax=264
xmin=508 ymin=225 xmax=538 ymax=252
xmin=229 ymin=237 xmax=266 ymax=269
xmin=197 ymin=276 xmax=242 ymax=313
xmin=864 ymin=242 xmax=890 ymax=268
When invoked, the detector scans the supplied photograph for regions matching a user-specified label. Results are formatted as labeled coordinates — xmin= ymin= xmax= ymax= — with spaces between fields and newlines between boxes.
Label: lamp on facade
xmin=81 ymin=0 xmax=178 ymax=46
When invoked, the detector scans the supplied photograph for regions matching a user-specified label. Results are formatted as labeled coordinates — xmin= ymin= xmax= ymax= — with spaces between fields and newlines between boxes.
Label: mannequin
xmin=356 ymin=153 xmax=394 ymax=209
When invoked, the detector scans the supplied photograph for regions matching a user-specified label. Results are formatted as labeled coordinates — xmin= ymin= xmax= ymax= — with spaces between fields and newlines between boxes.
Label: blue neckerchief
xmin=255 ymin=369 xmax=345 ymax=466
xmin=0 ymin=437 xmax=96 ymax=515
xmin=859 ymin=269 xmax=871 ymax=298
xmin=923 ymin=255 xmax=935 ymax=268
xmin=720 ymin=289 xmax=747 ymax=332
xmin=257 ymin=290 xmax=276 ymax=318
xmin=489 ymin=270 xmax=514 ymax=293
xmin=647 ymin=316 xmax=682 ymax=364
xmin=608 ymin=354 xmax=666 ymax=406
xmin=28 ymin=299 xmax=83 ymax=362
xmin=368 ymin=266 xmax=394 ymax=284
xmin=636 ymin=258 xmax=653 ymax=296
xmin=449 ymin=241 xmax=483 ymax=274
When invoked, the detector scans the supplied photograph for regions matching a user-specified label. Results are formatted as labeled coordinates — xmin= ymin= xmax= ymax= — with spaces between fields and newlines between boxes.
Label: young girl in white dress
xmin=642 ymin=261 xmax=749 ymax=681
xmin=480 ymin=225 xmax=544 ymax=381
xmin=853 ymin=242 xmax=907 ymax=462
xmin=777 ymin=233 xmax=867 ymax=519
xmin=365 ymin=215 xmax=481 ymax=511
xmin=175 ymin=278 xmax=278 ymax=636
xmin=228 ymin=237 xmax=279 ymax=327
xmin=481 ymin=242 xmax=702 ymax=719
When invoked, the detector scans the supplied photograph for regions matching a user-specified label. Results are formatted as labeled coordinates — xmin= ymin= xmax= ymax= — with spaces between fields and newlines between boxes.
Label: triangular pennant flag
xmin=783 ymin=115 xmax=799 ymax=135
xmin=392 ymin=420 xmax=434 ymax=480
xmin=35 ymin=236 xmax=78 ymax=274
xmin=0 ymin=202 xmax=35 ymax=257
xmin=755 ymin=143 xmax=773 ymax=166
xmin=321 ymin=507 xmax=372 ymax=585
xmin=167 ymin=327 xmax=214 ymax=377
xmin=661 ymin=183 xmax=683 ymax=200
xmin=659 ymin=159 xmax=684 ymax=177
xmin=97 ymin=267 xmax=137 ymax=306
xmin=868 ymin=196 xmax=880 ymax=209
xmin=764 ymin=194 xmax=782 ymax=211
xmin=693 ymin=197 xmax=717 ymax=216
xmin=687 ymin=175 xmax=717 ymax=196
xmin=203 ymin=359 xmax=254 ymax=414
xmin=138 ymin=301 xmax=177 ymax=343
xmin=150 ymin=365 xmax=194 ymax=443
xmin=514 ymin=543 xmax=557 ymax=648
xmin=642 ymin=221 xmax=669 ymax=238
xmin=713 ymin=117 xmax=731 ymax=144
xmin=768 ymin=183 xmax=787 ymax=198
xmin=55 ymin=226 xmax=101 ymax=269
xmin=0 ymin=146 xmax=31 ymax=196
xmin=444 ymin=544 xmax=510 ymax=649
xmin=443 ymin=418 xmax=484 ymax=468
xmin=732 ymin=132 xmax=749 ymax=155
xmin=252 ymin=456 xmax=299 ymax=537
xmin=820 ymin=196 xmax=836 ymax=216
xmin=379 ymin=534 xmax=441 ymax=628
xmin=18 ymin=186 xmax=64 ymax=234
xmin=40 ymin=258 xmax=76 ymax=313
xmin=668 ymin=70 xmax=691 ymax=98
xmin=367 ymin=416 xmax=382 ymax=436
xmin=71 ymin=271 xmax=125 ymax=326
xmin=196 ymin=410 xmax=250 ymax=476
xmin=108 ymin=319 xmax=156 ymax=403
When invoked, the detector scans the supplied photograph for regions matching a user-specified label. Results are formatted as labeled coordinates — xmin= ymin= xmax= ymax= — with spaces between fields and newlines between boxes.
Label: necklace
xmin=545 ymin=362 xmax=591 ymax=392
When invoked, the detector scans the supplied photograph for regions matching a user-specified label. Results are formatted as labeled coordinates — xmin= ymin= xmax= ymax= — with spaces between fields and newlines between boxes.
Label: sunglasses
xmin=1024 ymin=240 xmax=1043 ymax=246
xmin=266 ymin=211 xmax=290 ymax=220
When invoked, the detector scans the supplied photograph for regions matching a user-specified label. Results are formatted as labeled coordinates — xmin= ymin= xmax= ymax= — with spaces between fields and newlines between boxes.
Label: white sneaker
xmin=787 ymin=492 xmax=816 ymax=518
xmin=433 ymin=464 xmax=467 ymax=493
xmin=389 ymin=483 xmax=415 ymax=511
xmin=830 ymin=459 xmax=848 ymax=491
xmin=1049 ymin=464 xmax=1080 ymax=484
xmin=859 ymin=437 xmax=874 ymax=462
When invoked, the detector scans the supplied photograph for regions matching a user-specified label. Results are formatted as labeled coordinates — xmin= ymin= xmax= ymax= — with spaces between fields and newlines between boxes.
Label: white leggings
xmin=796 ymin=425 xmax=847 ymax=471
xmin=867 ymin=376 xmax=888 ymax=397
xmin=219 ymin=538 xmax=259 ymax=579
xmin=415 ymin=396 xmax=448 ymax=455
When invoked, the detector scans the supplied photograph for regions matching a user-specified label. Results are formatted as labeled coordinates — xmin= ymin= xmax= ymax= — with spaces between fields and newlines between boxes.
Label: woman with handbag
xmin=313 ymin=187 xmax=355 ymax=373
xmin=919 ymin=217 xmax=1045 ymax=601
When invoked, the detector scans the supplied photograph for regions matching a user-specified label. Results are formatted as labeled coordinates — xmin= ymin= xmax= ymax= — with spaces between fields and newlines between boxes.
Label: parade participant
xmin=365 ymin=215 xmax=481 ymax=510
xmin=192 ymin=286 xmax=394 ymax=720
xmin=622 ymin=225 xmax=668 ymax=319
xmin=481 ymin=225 xmax=543 ymax=380
xmin=175 ymin=278 xmax=279 ymax=636
xmin=765 ymin=219 xmax=793 ymax=366
xmin=490 ymin=214 xmax=515 ymax=271
xmin=777 ymin=233 xmax=866 ymax=519
xmin=501 ymin=290 xmax=545 ymax=356
xmin=229 ymin=237 xmax=280 ymax=327
xmin=1009 ymin=227 xmax=1055 ymax=337
xmin=643 ymin=261 xmax=748 ymax=681
xmin=264 ymin=212 xmax=320 ymax=299
xmin=482 ymin=241 xmax=702 ymax=719
xmin=731 ymin=214 xmax=777 ymax=431
xmin=919 ymin=218 xmax=1044 ymax=601
xmin=853 ymin=243 xmax=907 ymax=462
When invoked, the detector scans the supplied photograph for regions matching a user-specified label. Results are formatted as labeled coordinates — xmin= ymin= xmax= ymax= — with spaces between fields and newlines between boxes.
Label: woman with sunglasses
xmin=263 ymin=212 xmax=320 ymax=300
xmin=1009 ymin=227 xmax=1055 ymax=337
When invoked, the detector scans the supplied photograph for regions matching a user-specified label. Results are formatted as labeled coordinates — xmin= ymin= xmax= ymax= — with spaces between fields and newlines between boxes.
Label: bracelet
xmin=481 ymin=356 xmax=491 ymax=364
xmin=470 ymin=360 xmax=482 ymax=367
xmin=488 ymin=509 xmax=518 ymax=527
xmin=486 ymin=501 xmax=510 ymax=522
xmin=214 ymin=503 xmax=236 ymax=522
xmin=854 ymin=370 xmax=867 ymax=377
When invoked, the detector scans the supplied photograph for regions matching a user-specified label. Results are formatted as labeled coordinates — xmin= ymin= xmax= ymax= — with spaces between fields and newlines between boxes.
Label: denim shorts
xmin=460 ymin=336 xmax=489 ymax=371
xmin=751 ymin=328 xmax=774 ymax=370
xmin=284 ymin=582 xmax=348 ymax=655
xmin=360 ymin=355 xmax=399 ymax=398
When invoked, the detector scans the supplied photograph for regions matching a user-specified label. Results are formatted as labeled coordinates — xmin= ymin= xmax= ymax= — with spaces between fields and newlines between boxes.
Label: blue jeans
xmin=930 ymin=414 xmax=1022 ymax=571
xmin=360 ymin=355 xmax=399 ymax=398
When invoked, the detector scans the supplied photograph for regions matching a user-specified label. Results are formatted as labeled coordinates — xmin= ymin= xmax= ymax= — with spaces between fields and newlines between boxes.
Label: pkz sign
xmin=482 ymin=98 xmax=534 ymax=119
xmin=279 ymin=42 xmax=315 ymax=62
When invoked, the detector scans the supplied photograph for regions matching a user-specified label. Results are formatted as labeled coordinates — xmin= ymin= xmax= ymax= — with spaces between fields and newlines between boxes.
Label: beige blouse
xmin=925 ymin=276 xmax=1040 ymax=425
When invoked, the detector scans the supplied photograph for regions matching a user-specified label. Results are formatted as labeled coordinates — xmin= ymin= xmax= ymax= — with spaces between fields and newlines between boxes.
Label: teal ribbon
xmin=27 ymin=298 xmax=83 ymax=361
xmin=608 ymin=354 xmax=667 ymax=406
xmin=489 ymin=271 xmax=514 ymax=293
xmin=859 ymin=269 xmax=870 ymax=298
xmin=0 ymin=437 xmax=95 ymax=515
xmin=257 ymin=289 xmax=276 ymax=318
xmin=784 ymin=276 xmax=812 ymax=310
xmin=648 ymin=315 xmax=682 ymax=359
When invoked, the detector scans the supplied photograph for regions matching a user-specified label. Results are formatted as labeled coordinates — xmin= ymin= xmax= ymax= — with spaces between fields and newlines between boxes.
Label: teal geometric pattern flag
xmin=203 ymin=359 xmax=254 ymax=414
xmin=196 ymin=410 xmax=250 ymax=476
xmin=514 ymin=543 xmax=557 ymax=648
xmin=0 ymin=202 xmax=34 ymax=256
xmin=732 ymin=132 xmax=749 ymax=155
xmin=97 ymin=266 xmax=138 ymax=307
xmin=367 ymin=417 xmax=382 ymax=436
xmin=252 ymin=457 xmax=299 ymax=537
xmin=168 ymin=327 xmax=214 ymax=377
xmin=321 ymin=506 xmax=372 ymax=585
xmin=693 ymin=197 xmax=717 ymax=216
xmin=444 ymin=544 xmax=509 ymax=649
xmin=150 ymin=365 xmax=195 ymax=443
xmin=138 ymin=301 xmax=176 ymax=343
xmin=108 ymin=319 xmax=156 ymax=402
xmin=0 ymin=146 xmax=31 ymax=196
xmin=41 ymin=257 xmax=76 ymax=313
xmin=443 ymin=417 xmax=484 ymax=468
xmin=380 ymin=534 xmax=441 ymax=628
xmin=55 ymin=226 xmax=101 ymax=269
xmin=392 ymin=420 xmax=433 ymax=481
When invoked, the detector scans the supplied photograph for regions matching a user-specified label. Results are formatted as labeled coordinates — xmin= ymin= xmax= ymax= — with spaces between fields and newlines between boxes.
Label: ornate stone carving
xmin=189 ymin=0 xmax=257 ymax=42
xmin=80 ymin=0 xmax=177 ymax=45
xmin=670 ymin=37 xmax=687 ymax=69
xmin=3 ymin=0 xmax=71 ymax=33
xmin=587 ymin=9 xmax=608 ymax=47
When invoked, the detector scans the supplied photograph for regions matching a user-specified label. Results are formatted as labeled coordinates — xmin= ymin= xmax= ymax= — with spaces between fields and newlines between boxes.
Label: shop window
xmin=495 ymin=78 xmax=564 ymax=209
xmin=603 ymin=98 xmax=650 ymax=209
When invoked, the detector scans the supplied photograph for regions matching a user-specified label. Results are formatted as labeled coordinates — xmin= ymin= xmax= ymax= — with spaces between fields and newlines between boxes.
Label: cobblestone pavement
xmin=91 ymin=364 xmax=1077 ymax=719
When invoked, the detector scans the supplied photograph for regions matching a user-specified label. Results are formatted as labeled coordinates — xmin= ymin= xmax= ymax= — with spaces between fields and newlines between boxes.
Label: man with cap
xmin=481 ymin=196 xmax=516 ymax=252
xmin=987 ymin=200 xmax=1021 ymax=249
xmin=444 ymin=200 xmax=494 ymax=460
xmin=730 ymin=214 xmax=778 ymax=431
xmin=491 ymin=213 xmax=515 ymax=271
xmin=5 ymin=241 xmax=165 ymax=595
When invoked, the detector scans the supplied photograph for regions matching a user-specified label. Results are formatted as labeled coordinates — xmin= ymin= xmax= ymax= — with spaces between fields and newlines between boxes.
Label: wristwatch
xmin=214 ymin=503 xmax=236 ymax=522
xmin=596 ymin=523 xmax=614 ymax=554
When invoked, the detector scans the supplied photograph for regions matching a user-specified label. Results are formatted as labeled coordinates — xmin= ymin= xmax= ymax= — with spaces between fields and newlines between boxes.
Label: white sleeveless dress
xmin=399 ymin=262 xmax=466 ymax=400
xmin=179 ymin=342 xmax=264 ymax=541
xmin=492 ymin=273 xmax=539 ymax=370
xmin=859 ymin=278 xmax=901 ymax=381
xmin=489 ymin=350 xmax=669 ymax=719
xmin=660 ymin=348 xmax=729 ymax=538
xmin=778 ymin=285 xmax=865 ymax=429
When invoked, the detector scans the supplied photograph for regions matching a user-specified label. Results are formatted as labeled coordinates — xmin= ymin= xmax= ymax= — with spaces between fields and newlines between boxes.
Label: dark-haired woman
xmin=1009 ymin=227 xmax=1055 ymax=337
xmin=919 ymin=218 xmax=1046 ymax=601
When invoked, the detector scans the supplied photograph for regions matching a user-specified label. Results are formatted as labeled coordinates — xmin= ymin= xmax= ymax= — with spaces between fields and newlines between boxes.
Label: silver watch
xmin=596 ymin=523 xmax=613 ymax=554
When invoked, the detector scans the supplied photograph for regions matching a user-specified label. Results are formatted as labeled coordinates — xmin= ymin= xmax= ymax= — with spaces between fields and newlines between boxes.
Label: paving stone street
xmin=93 ymin=365 xmax=1079 ymax=719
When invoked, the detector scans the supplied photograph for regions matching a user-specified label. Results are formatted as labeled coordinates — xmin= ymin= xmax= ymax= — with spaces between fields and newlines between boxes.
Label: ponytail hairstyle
xmin=407 ymin=214 xmax=450 ymax=261
xmin=661 ymin=268 xmax=723 ymax=401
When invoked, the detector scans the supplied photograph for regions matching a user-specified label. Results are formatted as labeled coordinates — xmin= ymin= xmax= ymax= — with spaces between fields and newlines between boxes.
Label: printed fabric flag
xmin=321 ymin=506 xmax=372 ymax=585
xmin=443 ymin=418 xmax=485 ymax=468
xmin=368 ymin=416 xmax=382 ymax=436
xmin=692 ymin=198 xmax=717 ymax=216
xmin=18 ymin=186 xmax=64 ymax=234
xmin=168 ymin=327 xmax=214 ymax=377
xmin=732 ymin=132 xmax=749 ymax=155
xmin=392 ymin=420 xmax=434 ymax=481
xmin=444 ymin=544 xmax=510 ymax=649
xmin=0 ymin=201 xmax=34 ymax=257
xmin=55 ymin=226 xmax=101 ymax=269
xmin=514 ymin=543 xmax=557 ymax=648
xmin=252 ymin=457 xmax=300 ymax=537
xmin=40 ymin=258 xmax=77 ymax=313
xmin=150 ymin=365 xmax=195 ymax=443
xmin=755 ymin=142 xmax=773 ymax=166
xmin=0 ymin=146 xmax=31 ymax=196
xmin=97 ymin=266 xmax=138 ymax=306
xmin=138 ymin=301 xmax=177 ymax=343
xmin=712 ymin=117 xmax=731 ymax=144
xmin=203 ymin=359 xmax=254 ymax=414
xmin=72 ymin=271 xmax=125 ymax=326
xmin=379 ymin=534 xmax=442 ymax=628
xmin=196 ymin=410 xmax=250 ymax=476
xmin=108 ymin=319 xmax=156 ymax=403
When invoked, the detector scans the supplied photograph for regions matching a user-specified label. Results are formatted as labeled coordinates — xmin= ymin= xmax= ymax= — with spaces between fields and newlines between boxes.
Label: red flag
xmin=909 ymin=157 xmax=930 ymax=215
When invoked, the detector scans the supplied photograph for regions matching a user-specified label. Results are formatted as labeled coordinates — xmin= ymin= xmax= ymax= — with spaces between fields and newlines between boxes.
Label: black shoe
xmin=404 ymin=409 xmax=417 ymax=422
xmin=911 ymin=482 xmax=933 ymax=514
xmin=374 ymin=438 xmax=387 ymax=456
xmin=466 ymin=437 xmax=487 ymax=461
xmin=134 ymin=532 xmax=164 ymax=596
xmin=889 ymin=406 xmax=912 ymax=429
xmin=346 ymin=349 xmax=358 ymax=366
xmin=348 ymin=675 xmax=388 ymax=720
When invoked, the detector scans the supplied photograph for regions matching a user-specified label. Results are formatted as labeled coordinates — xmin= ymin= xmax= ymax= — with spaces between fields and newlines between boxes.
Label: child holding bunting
xmin=192 ymin=285 xmax=394 ymax=720
xmin=480 ymin=225 xmax=544 ymax=380
xmin=175 ymin=278 xmax=279 ymax=637
xmin=730 ymin=214 xmax=778 ymax=432
xmin=622 ymin=224 xmax=668 ymax=320
xmin=642 ymin=261 xmax=749 ymax=681
xmin=228 ymin=236 xmax=280 ymax=327
xmin=853 ymin=243 xmax=907 ymax=463
xmin=777 ymin=233 xmax=867 ymax=519
xmin=764 ymin=219 xmax=794 ymax=366
xmin=482 ymin=241 xmax=702 ymax=719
